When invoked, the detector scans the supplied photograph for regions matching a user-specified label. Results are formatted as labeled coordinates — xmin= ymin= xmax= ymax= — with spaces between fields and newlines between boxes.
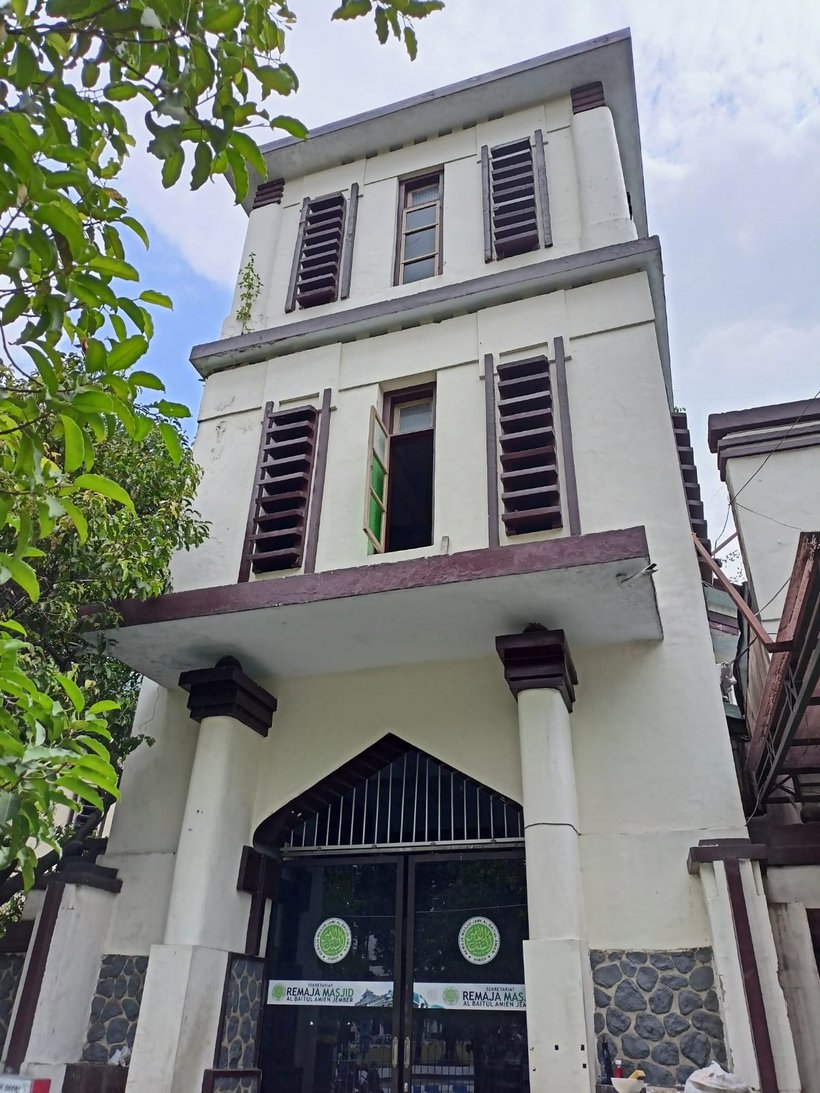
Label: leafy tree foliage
xmin=0 ymin=0 xmax=443 ymax=888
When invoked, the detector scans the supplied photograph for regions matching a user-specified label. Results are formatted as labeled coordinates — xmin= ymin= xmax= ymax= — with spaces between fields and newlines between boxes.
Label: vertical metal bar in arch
xmin=303 ymin=388 xmax=332 ymax=575
xmin=483 ymin=353 xmax=500 ymax=548
xmin=340 ymin=182 xmax=359 ymax=300
xmin=534 ymin=129 xmax=553 ymax=248
xmin=554 ymin=336 xmax=581 ymax=536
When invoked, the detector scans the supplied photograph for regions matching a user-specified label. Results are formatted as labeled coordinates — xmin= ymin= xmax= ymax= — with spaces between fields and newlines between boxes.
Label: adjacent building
xmin=0 ymin=29 xmax=804 ymax=1093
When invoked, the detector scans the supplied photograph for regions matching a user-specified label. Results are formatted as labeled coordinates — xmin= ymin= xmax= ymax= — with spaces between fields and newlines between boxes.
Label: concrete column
xmin=496 ymin=627 xmax=593 ymax=1093
xmin=222 ymin=197 xmax=284 ymax=336
xmin=570 ymin=105 xmax=637 ymax=252
xmin=691 ymin=845 xmax=801 ymax=1093
xmin=768 ymin=902 xmax=820 ymax=1093
xmin=126 ymin=659 xmax=276 ymax=1093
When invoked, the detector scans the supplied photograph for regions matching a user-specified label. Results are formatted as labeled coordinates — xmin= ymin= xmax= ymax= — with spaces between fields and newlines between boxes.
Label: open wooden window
xmin=395 ymin=173 xmax=443 ymax=285
xmin=496 ymin=357 xmax=562 ymax=535
xmin=363 ymin=386 xmax=435 ymax=554
xmin=481 ymin=131 xmax=551 ymax=261
xmin=286 ymin=185 xmax=360 ymax=311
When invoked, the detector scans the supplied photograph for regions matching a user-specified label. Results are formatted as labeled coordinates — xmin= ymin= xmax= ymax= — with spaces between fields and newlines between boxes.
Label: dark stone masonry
xmin=0 ymin=952 xmax=25 ymax=1055
xmin=81 ymin=955 xmax=149 ymax=1064
xmin=218 ymin=956 xmax=264 ymax=1069
xmin=590 ymin=948 xmax=726 ymax=1088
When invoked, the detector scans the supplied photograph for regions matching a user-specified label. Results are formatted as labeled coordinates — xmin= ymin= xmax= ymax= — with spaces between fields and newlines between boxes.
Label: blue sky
xmin=125 ymin=1 xmax=820 ymax=548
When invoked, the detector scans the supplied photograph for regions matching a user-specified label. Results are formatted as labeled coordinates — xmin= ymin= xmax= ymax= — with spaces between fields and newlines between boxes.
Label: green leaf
xmin=191 ymin=141 xmax=213 ymax=191
xmin=72 ymin=391 xmax=117 ymax=413
xmin=73 ymin=474 xmax=135 ymax=513
xmin=88 ymin=700 xmax=120 ymax=714
xmin=332 ymin=0 xmax=372 ymax=18
xmin=107 ymin=335 xmax=148 ymax=371
xmin=404 ymin=24 xmax=418 ymax=60
xmin=59 ymin=497 xmax=88 ymax=543
xmin=374 ymin=5 xmax=389 ymax=42
xmin=154 ymin=400 xmax=191 ymax=419
xmin=88 ymin=255 xmax=140 ymax=281
xmin=256 ymin=65 xmax=297 ymax=95
xmin=60 ymin=415 xmax=85 ymax=473
xmin=33 ymin=203 xmax=87 ymax=258
xmin=159 ymin=422 xmax=183 ymax=465
xmin=121 ymin=216 xmax=150 ymax=249
xmin=82 ymin=61 xmax=100 ymax=88
xmin=129 ymin=370 xmax=165 ymax=391
xmin=104 ymin=83 xmax=140 ymax=102
xmin=0 ymin=555 xmax=40 ymax=602
xmin=201 ymin=1 xmax=243 ymax=32
xmin=55 ymin=672 xmax=84 ymax=712
xmin=161 ymin=148 xmax=184 ymax=189
xmin=270 ymin=115 xmax=309 ymax=140
xmin=230 ymin=131 xmax=266 ymax=177
xmin=139 ymin=290 xmax=173 ymax=309
xmin=58 ymin=777 xmax=104 ymax=812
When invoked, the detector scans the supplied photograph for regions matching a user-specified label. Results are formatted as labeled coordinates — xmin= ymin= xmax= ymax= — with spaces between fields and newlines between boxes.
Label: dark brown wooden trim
xmin=496 ymin=626 xmax=578 ymax=710
xmin=686 ymin=839 xmax=768 ymax=876
xmin=285 ymin=197 xmax=309 ymax=313
xmin=723 ymin=858 xmax=778 ymax=1093
xmin=553 ymin=336 xmax=580 ymax=536
xmin=238 ymin=401 xmax=274 ymax=583
xmin=708 ymin=398 xmax=820 ymax=452
xmin=251 ymin=177 xmax=284 ymax=210
xmin=112 ymin=526 xmax=650 ymax=629
xmin=533 ymin=129 xmax=552 ymax=248
xmin=238 ymin=846 xmax=280 ymax=956
xmin=715 ymin=430 xmax=820 ymax=481
xmin=339 ymin=182 xmax=359 ymax=300
xmin=6 ymin=879 xmax=64 ymax=1070
xmin=179 ymin=659 xmax=277 ymax=736
xmin=202 ymin=1069 xmax=262 ymax=1093
xmin=480 ymin=144 xmax=492 ymax=262
xmin=303 ymin=388 xmax=332 ymax=576
xmin=571 ymin=81 xmax=605 ymax=113
xmin=483 ymin=354 xmax=500 ymax=548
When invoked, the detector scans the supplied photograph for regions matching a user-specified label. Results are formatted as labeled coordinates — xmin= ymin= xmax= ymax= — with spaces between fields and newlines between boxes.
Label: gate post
xmin=496 ymin=627 xmax=594 ymax=1093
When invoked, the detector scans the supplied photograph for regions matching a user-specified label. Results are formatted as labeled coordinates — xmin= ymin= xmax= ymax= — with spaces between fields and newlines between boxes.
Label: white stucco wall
xmin=726 ymin=444 xmax=820 ymax=634
xmin=219 ymin=93 xmax=637 ymax=339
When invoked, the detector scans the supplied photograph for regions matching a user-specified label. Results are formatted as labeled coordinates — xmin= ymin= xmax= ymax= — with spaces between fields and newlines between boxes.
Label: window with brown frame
xmin=364 ymin=385 xmax=435 ymax=553
xmin=395 ymin=173 xmax=443 ymax=285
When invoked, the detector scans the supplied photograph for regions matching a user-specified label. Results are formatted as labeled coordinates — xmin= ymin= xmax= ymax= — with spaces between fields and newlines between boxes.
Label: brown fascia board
xmin=708 ymin=399 xmax=820 ymax=452
xmin=239 ymin=29 xmax=648 ymax=238
xmin=108 ymin=526 xmax=650 ymax=630
xmin=190 ymin=235 xmax=673 ymax=399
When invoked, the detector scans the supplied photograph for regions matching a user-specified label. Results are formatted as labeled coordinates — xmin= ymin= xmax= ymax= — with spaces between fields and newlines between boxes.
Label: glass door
xmin=404 ymin=854 xmax=529 ymax=1093
xmin=261 ymin=857 xmax=402 ymax=1093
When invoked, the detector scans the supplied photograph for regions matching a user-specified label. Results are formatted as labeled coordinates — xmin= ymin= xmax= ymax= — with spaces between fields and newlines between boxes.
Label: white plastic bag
xmin=684 ymin=1062 xmax=749 ymax=1093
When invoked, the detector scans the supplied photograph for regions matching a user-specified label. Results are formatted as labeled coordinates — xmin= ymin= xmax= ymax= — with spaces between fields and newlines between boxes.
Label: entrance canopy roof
xmin=98 ymin=527 xmax=661 ymax=689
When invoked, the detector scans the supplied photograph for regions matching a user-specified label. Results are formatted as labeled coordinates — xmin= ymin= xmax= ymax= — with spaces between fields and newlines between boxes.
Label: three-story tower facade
xmin=2 ymin=30 xmax=802 ymax=1093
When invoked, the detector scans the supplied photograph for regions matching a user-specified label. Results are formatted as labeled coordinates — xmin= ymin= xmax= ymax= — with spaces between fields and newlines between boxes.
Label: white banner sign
xmin=0 ymin=1079 xmax=49 ymax=1093
xmin=267 ymin=980 xmax=393 ymax=1007
xmin=414 ymin=983 xmax=525 ymax=1011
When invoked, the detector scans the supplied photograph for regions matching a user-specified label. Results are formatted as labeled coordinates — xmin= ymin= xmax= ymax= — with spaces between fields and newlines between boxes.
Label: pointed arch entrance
xmin=256 ymin=737 xmax=530 ymax=1093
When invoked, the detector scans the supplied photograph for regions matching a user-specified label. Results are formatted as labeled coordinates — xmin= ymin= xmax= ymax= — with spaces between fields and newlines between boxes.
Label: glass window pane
xmin=407 ymin=179 xmax=440 ymax=206
xmin=396 ymin=400 xmax=433 ymax=433
xmin=406 ymin=205 xmax=436 ymax=230
xmin=402 ymin=257 xmax=435 ymax=284
xmin=403 ymin=227 xmax=436 ymax=260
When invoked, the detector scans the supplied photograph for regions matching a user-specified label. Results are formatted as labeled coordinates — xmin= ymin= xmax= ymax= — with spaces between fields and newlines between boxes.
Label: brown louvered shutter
xmin=252 ymin=177 xmax=285 ymax=209
xmin=241 ymin=403 xmax=319 ymax=576
xmin=287 ymin=193 xmax=347 ymax=311
xmin=497 ymin=356 xmax=562 ymax=535
xmin=489 ymin=138 xmax=540 ymax=258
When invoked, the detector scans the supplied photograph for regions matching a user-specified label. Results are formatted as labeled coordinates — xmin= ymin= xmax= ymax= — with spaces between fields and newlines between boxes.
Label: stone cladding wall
xmin=218 ymin=956 xmax=265 ymax=1069
xmin=591 ymin=948 xmax=727 ymax=1088
xmin=0 ymin=953 xmax=25 ymax=1054
xmin=81 ymin=954 xmax=148 ymax=1063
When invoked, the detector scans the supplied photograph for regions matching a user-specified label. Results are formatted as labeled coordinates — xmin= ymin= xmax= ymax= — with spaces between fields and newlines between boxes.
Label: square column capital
xmin=179 ymin=657 xmax=277 ymax=736
xmin=495 ymin=626 xmax=578 ymax=710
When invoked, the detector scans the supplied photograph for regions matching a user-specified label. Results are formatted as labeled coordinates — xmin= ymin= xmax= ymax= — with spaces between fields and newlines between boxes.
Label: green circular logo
xmin=458 ymin=916 xmax=500 ymax=965
xmin=442 ymin=986 xmax=460 ymax=1006
xmin=270 ymin=982 xmax=286 ymax=1002
xmin=314 ymin=917 xmax=352 ymax=964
